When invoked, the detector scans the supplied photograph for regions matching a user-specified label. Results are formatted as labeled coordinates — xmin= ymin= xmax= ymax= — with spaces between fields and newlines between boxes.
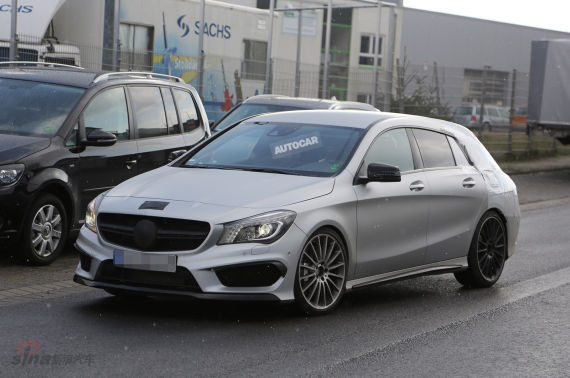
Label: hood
xmin=0 ymin=133 xmax=51 ymax=165
xmin=106 ymin=166 xmax=335 ymax=209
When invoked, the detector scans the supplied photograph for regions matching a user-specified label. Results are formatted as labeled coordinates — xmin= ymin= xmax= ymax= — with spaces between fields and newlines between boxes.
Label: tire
xmin=454 ymin=211 xmax=507 ymax=288
xmin=294 ymin=228 xmax=347 ymax=315
xmin=19 ymin=194 xmax=68 ymax=266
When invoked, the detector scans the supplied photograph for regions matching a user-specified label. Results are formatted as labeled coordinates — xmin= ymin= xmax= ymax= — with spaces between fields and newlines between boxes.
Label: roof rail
xmin=92 ymin=71 xmax=184 ymax=84
xmin=0 ymin=61 xmax=84 ymax=69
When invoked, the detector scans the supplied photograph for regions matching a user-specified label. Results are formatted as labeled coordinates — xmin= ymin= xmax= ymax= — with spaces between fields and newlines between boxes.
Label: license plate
xmin=113 ymin=250 xmax=177 ymax=273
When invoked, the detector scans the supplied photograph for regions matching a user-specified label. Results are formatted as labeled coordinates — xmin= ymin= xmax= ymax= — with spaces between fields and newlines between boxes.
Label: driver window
xmin=360 ymin=128 xmax=414 ymax=176
xmin=82 ymin=87 xmax=130 ymax=141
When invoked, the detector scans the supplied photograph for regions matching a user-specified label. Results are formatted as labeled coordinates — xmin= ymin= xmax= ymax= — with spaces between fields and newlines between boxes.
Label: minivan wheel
xmin=454 ymin=211 xmax=506 ymax=288
xmin=19 ymin=194 xmax=68 ymax=266
xmin=294 ymin=228 xmax=347 ymax=315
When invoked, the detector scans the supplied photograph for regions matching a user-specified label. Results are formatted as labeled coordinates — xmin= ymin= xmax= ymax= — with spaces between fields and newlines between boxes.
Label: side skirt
xmin=346 ymin=257 xmax=468 ymax=290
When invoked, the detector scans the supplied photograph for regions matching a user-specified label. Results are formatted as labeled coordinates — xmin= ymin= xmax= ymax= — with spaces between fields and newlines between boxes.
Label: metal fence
xmin=2 ymin=33 xmax=567 ymax=161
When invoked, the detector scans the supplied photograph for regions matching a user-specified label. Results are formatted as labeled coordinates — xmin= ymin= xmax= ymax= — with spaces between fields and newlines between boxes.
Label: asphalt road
xmin=0 ymin=171 xmax=569 ymax=377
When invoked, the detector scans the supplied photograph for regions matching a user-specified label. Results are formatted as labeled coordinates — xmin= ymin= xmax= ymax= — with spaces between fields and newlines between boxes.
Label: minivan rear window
xmin=454 ymin=106 xmax=473 ymax=115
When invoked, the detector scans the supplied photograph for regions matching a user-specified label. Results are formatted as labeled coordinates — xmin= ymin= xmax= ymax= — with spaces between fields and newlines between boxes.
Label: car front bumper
xmin=73 ymin=222 xmax=308 ymax=302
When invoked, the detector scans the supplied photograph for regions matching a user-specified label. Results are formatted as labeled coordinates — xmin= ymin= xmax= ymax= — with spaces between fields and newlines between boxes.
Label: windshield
xmin=0 ymin=78 xmax=85 ymax=137
xmin=213 ymin=103 xmax=309 ymax=132
xmin=183 ymin=122 xmax=364 ymax=177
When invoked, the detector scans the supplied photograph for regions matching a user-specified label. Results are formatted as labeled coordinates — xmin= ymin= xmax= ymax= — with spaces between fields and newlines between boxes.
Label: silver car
xmin=74 ymin=110 xmax=520 ymax=314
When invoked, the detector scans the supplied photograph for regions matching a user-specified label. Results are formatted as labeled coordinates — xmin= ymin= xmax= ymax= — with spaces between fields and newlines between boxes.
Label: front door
xmin=354 ymin=128 xmax=429 ymax=279
xmin=78 ymin=86 xmax=138 ymax=213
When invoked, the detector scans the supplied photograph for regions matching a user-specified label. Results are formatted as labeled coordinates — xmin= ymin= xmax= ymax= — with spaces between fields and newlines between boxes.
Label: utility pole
xmin=508 ymin=69 xmax=516 ymax=153
xmin=197 ymin=0 xmax=205 ymax=97
xmin=112 ymin=0 xmax=120 ymax=71
xmin=294 ymin=8 xmax=303 ymax=97
xmin=321 ymin=0 xmax=332 ymax=99
xmin=265 ymin=0 xmax=275 ymax=94
xmin=9 ymin=0 xmax=18 ymax=62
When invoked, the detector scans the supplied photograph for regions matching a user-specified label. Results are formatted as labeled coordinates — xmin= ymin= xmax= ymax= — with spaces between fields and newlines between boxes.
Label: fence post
xmin=396 ymin=58 xmax=404 ymax=113
xmin=197 ymin=0 xmax=205 ymax=98
xmin=265 ymin=0 xmax=274 ymax=94
xmin=294 ymin=9 xmax=303 ymax=97
xmin=477 ymin=65 xmax=490 ymax=139
xmin=552 ymin=135 xmax=558 ymax=154
xmin=371 ymin=1 xmax=382 ymax=107
xmin=508 ymin=69 xmax=517 ymax=154
xmin=9 ymin=0 xmax=18 ymax=62
xmin=322 ymin=0 xmax=332 ymax=99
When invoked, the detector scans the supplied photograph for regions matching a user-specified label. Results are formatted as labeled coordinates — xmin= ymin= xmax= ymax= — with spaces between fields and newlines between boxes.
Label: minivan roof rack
xmin=92 ymin=71 xmax=184 ymax=84
xmin=0 ymin=61 xmax=83 ymax=69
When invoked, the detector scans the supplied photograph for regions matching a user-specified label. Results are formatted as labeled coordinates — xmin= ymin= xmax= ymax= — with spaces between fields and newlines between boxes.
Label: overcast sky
xmin=404 ymin=0 xmax=570 ymax=33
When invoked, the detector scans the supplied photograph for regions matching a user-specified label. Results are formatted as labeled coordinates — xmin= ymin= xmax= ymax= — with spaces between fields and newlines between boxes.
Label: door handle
xmin=409 ymin=181 xmax=425 ymax=192
xmin=462 ymin=177 xmax=476 ymax=188
xmin=126 ymin=159 xmax=137 ymax=170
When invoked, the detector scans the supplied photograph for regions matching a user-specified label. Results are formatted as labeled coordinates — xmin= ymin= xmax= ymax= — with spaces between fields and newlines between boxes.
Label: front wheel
xmin=19 ymin=194 xmax=68 ymax=266
xmin=454 ymin=211 xmax=507 ymax=288
xmin=294 ymin=228 xmax=347 ymax=315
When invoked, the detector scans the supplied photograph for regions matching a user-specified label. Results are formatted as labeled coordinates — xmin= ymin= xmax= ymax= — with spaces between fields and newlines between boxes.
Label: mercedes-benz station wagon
xmin=74 ymin=110 xmax=520 ymax=314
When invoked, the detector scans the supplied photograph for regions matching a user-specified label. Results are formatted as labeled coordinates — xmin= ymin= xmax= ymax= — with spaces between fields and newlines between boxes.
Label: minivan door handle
xmin=462 ymin=177 xmax=476 ymax=188
xmin=409 ymin=181 xmax=425 ymax=192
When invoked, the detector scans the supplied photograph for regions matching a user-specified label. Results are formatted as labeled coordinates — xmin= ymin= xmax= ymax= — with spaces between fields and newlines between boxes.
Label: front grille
xmin=98 ymin=213 xmax=210 ymax=252
xmin=96 ymin=260 xmax=202 ymax=292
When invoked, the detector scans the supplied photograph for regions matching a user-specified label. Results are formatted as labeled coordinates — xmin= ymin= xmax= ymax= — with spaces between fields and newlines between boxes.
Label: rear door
xmin=411 ymin=128 xmax=486 ymax=264
xmin=78 ymin=86 xmax=139 ymax=212
xmin=172 ymin=88 xmax=207 ymax=148
xmin=354 ymin=128 xmax=429 ymax=278
xmin=128 ymin=86 xmax=187 ymax=174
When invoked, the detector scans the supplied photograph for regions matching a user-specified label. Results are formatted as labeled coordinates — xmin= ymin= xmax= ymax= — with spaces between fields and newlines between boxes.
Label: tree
xmin=391 ymin=55 xmax=451 ymax=120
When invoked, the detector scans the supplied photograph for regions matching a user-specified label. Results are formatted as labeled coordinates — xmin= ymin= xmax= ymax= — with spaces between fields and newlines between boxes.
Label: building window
xmin=462 ymin=68 xmax=509 ymax=105
xmin=242 ymin=39 xmax=267 ymax=81
xmin=359 ymin=34 xmax=382 ymax=66
xmin=357 ymin=93 xmax=372 ymax=104
xmin=119 ymin=23 xmax=154 ymax=71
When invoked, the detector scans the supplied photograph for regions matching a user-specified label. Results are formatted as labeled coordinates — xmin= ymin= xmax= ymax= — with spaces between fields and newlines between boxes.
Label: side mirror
xmin=365 ymin=163 xmax=401 ymax=183
xmin=84 ymin=129 xmax=117 ymax=147
xmin=168 ymin=149 xmax=187 ymax=162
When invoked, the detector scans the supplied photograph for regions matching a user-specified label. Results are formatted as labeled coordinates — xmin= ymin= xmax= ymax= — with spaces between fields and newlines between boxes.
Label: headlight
xmin=85 ymin=199 xmax=97 ymax=233
xmin=218 ymin=210 xmax=296 ymax=245
xmin=0 ymin=164 xmax=25 ymax=186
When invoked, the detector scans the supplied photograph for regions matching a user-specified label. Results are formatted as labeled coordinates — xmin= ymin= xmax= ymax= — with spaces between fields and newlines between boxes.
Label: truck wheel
xmin=19 ymin=194 xmax=68 ymax=266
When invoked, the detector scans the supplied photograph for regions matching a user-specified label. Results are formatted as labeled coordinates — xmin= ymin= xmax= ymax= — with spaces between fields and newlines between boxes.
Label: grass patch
xmin=478 ymin=131 xmax=570 ymax=162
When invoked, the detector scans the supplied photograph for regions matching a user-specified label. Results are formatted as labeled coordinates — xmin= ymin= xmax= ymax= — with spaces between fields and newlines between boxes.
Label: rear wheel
xmin=19 ymin=194 xmax=68 ymax=266
xmin=454 ymin=211 xmax=507 ymax=288
xmin=294 ymin=228 xmax=347 ymax=315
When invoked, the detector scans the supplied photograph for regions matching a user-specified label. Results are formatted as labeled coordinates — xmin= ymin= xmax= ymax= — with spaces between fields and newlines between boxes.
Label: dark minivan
xmin=0 ymin=64 xmax=210 ymax=264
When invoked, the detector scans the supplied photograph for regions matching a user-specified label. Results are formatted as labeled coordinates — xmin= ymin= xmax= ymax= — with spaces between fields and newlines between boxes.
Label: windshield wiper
xmin=236 ymin=167 xmax=304 ymax=176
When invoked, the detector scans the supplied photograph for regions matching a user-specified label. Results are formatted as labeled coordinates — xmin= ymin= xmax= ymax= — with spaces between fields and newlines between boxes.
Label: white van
xmin=0 ymin=41 xmax=81 ymax=66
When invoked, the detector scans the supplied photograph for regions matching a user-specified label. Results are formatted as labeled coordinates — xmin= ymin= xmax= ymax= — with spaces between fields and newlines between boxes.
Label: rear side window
xmin=447 ymin=136 xmax=470 ymax=166
xmin=130 ymin=86 xmax=168 ymax=138
xmin=83 ymin=87 xmax=130 ymax=141
xmin=412 ymin=129 xmax=455 ymax=168
xmin=161 ymin=88 xmax=181 ymax=134
xmin=361 ymin=128 xmax=414 ymax=174
xmin=173 ymin=89 xmax=200 ymax=132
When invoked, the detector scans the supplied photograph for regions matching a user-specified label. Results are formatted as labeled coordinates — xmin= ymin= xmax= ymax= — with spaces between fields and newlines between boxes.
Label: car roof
xmin=244 ymin=109 xmax=401 ymax=129
xmin=0 ymin=67 xmax=190 ymax=90
xmin=242 ymin=95 xmax=378 ymax=111
xmin=0 ymin=67 xmax=99 ymax=88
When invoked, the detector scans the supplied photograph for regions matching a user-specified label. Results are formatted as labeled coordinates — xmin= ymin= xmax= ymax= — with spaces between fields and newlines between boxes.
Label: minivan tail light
xmin=471 ymin=115 xmax=477 ymax=121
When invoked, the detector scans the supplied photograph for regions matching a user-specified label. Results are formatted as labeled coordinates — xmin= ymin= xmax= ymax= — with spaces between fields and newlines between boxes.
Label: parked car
xmin=452 ymin=104 xmax=510 ymax=131
xmin=0 ymin=63 xmax=209 ymax=265
xmin=211 ymin=95 xmax=379 ymax=133
xmin=74 ymin=110 xmax=520 ymax=315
